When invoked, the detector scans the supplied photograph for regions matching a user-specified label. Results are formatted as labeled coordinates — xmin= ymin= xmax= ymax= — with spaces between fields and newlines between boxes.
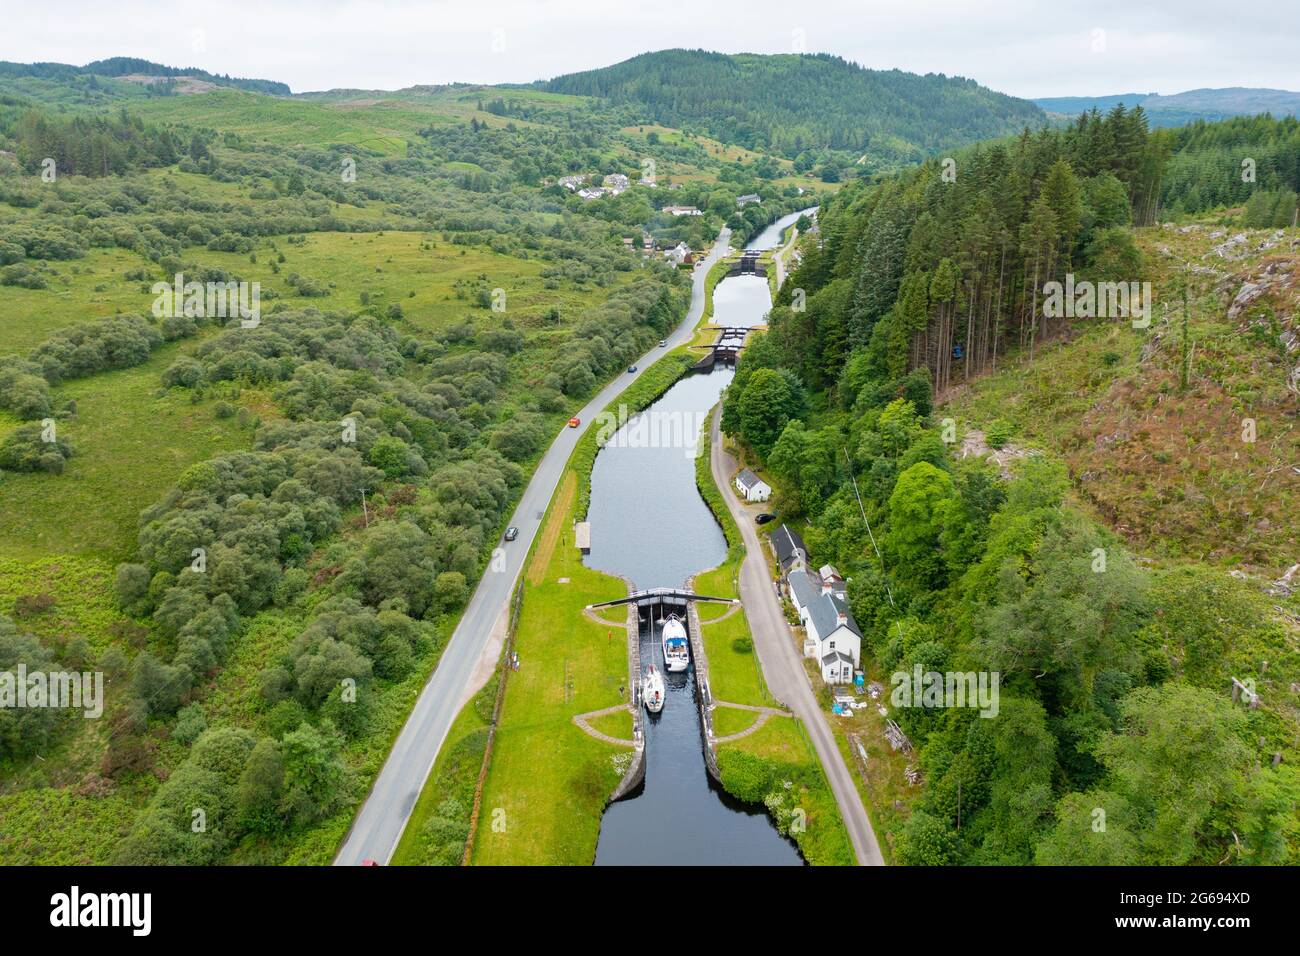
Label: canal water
xmin=587 ymin=209 xmax=811 ymax=865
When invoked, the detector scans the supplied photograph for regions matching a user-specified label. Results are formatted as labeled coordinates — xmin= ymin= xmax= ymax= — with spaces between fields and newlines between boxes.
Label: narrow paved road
xmin=709 ymin=406 xmax=886 ymax=866
xmin=335 ymin=229 xmax=732 ymax=866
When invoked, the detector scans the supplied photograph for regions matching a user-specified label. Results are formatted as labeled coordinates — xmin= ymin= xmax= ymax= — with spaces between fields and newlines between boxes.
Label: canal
xmin=587 ymin=208 xmax=812 ymax=865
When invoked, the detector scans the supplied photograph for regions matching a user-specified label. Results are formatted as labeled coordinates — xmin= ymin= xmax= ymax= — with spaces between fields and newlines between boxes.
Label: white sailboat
xmin=642 ymin=664 xmax=665 ymax=713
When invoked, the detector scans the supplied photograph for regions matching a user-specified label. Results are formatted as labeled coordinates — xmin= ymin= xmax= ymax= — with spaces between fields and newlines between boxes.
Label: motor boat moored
xmin=660 ymin=614 xmax=690 ymax=673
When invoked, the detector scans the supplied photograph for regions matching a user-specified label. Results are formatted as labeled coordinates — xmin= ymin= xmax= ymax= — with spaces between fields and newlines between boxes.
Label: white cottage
xmin=734 ymin=468 xmax=771 ymax=502
xmin=788 ymin=568 xmax=862 ymax=684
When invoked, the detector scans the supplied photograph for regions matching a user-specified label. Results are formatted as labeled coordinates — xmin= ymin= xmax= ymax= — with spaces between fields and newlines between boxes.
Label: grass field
xmin=188 ymin=230 xmax=628 ymax=336
xmin=0 ymin=246 xmax=160 ymax=354
xmin=0 ymin=337 xmax=257 ymax=561
xmin=131 ymin=90 xmax=433 ymax=155
xmin=712 ymin=706 xmax=760 ymax=736
xmin=470 ymin=463 xmax=631 ymax=866
xmin=0 ymin=227 xmax=633 ymax=563
xmin=129 ymin=86 xmax=592 ymax=155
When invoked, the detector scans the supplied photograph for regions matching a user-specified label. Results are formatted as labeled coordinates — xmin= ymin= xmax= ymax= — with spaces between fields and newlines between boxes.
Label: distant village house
xmin=663 ymin=241 xmax=694 ymax=266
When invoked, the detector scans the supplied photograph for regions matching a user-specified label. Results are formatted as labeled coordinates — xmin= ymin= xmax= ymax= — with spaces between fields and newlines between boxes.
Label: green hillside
xmin=538 ymin=49 xmax=1047 ymax=171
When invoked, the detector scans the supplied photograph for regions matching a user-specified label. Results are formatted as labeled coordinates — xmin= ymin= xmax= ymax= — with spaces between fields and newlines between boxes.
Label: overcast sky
xmin=1 ymin=0 xmax=1296 ymax=99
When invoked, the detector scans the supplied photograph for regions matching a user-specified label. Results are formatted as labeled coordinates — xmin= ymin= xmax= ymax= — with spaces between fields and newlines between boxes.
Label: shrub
xmin=162 ymin=357 xmax=205 ymax=388
xmin=0 ymin=616 xmax=61 ymax=760
xmin=115 ymin=564 xmax=152 ymax=617
xmin=716 ymin=749 xmax=779 ymax=803
xmin=173 ymin=704 xmax=208 ymax=746
xmin=985 ymin=419 xmax=1015 ymax=449
xmin=0 ymin=423 xmax=72 ymax=473
xmin=12 ymin=593 xmax=56 ymax=617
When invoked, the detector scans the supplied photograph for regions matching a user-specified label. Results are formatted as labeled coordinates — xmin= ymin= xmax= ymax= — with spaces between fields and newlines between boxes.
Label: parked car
xmin=755 ymin=512 xmax=776 ymax=525
xmin=567 ymin=416 xmax=581 ymax=428
xmin=504 ymin=526 xmax=519 ymax=541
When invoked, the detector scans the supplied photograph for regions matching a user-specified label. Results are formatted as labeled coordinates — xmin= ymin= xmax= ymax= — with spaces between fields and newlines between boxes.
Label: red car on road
xmin=567 ymin=417 xmax=581 ymax=428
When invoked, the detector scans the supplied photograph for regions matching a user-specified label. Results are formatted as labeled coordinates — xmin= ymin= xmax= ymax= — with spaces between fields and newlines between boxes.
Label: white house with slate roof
xmin=734 ymin=467 xmax=771 ymax=502
xmin=788 ymin=567 xmax=861 ymax=684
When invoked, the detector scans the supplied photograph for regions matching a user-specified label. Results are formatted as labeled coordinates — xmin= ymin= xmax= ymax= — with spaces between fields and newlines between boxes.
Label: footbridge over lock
xmin=586 ymin=587 xmax=739 ymax=612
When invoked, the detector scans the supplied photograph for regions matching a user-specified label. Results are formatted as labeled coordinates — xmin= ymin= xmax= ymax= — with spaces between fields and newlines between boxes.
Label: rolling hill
xmin=0 ymin=57 xmax=290 ymax=95
xmin=536 ymin=49 xmax=1046 ymax=168
xmin=1035 ymin=87 xmax=1300 ymax=127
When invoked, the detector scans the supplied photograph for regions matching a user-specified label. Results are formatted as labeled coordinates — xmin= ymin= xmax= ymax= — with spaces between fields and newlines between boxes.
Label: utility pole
xmin=360 ymin=487 xmax=370 ymax=527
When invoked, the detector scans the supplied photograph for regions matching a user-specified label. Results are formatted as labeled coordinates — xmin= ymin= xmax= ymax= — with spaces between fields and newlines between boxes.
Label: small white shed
xmin=734 ymin=468 xmax=772 ymax=502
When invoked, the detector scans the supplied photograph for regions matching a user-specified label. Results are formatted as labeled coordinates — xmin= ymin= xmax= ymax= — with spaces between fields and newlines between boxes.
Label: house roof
xmin=829 ymin=593 xmax=860 ymax=634
xmin=788 ymin=568 xmax=821 ymax=612
xmin=735 ymin=467 xmax=766 ymax=490
xmin=772 ymin=524 xmax=807 ymax=566
xmin=821 ymin=650 xmax=854 ymax=666
xmin=805 ymin=587 xmax=862 ymax=644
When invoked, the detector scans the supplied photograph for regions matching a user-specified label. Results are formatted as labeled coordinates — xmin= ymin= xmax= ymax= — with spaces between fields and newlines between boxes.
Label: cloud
xmin=0 ymin=0 xmax=1295 ymax=98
